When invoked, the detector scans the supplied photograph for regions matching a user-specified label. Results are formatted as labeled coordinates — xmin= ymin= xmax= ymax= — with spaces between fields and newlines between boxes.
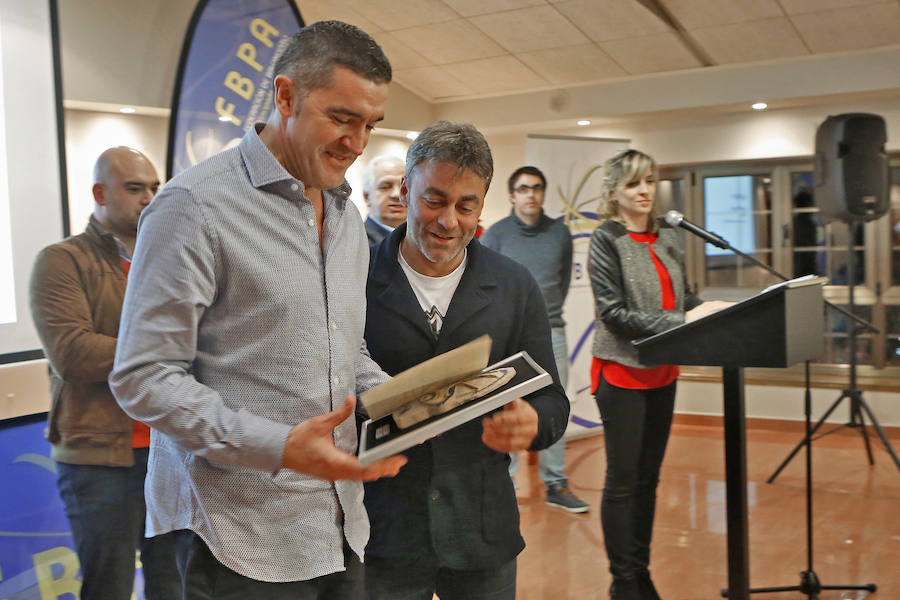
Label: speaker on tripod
xmin=757 ymin=113 xmax=894 ymax=599
xmin=802 ymin=112 xmax=898 ymax=467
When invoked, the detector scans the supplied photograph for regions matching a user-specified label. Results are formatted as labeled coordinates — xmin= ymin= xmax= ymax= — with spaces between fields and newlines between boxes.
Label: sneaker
xmin=545 ymin=484 xmax=589 ymax=513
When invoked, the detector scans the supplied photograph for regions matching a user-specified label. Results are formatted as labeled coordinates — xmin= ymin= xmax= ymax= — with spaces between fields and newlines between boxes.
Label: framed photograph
xmin=358 ymin=350 xmax=551 ymax=465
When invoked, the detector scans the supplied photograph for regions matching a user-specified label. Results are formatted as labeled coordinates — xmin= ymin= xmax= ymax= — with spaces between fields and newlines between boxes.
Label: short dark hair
xmin=273 ymin=20 xmax=391 ymax=100
xmin=406 ymin=121 xmax=493 ymax=190
xmin=508 ymin=165 xmax=546 ymax=194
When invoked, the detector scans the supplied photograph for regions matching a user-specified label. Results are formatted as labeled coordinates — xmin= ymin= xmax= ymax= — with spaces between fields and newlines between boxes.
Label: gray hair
xmin=273 ymin=20 xmax=391 ymax=101
xmin=362 ymin=154 xmax=405 ymax=195
xmin=598 ymin=148 xmax=661 ymax=232
xmin=405 ymin=121 xmax=493 ymax=190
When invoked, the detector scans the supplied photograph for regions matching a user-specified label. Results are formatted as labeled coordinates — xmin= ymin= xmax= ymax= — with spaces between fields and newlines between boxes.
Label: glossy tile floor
xmin=513 ymin=420 xmax=900 ymax=599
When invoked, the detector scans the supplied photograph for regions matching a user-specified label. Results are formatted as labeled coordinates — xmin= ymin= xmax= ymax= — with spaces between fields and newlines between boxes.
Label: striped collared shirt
xmin=111 ymin=124 xmax=388 ymax=582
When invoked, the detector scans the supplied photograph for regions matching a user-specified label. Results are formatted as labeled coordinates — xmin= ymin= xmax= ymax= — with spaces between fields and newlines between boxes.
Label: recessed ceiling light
xmin=577 ymin=119 xmax=591 ymax=126
xmin=752 ymin=102 xmax=768 ymax=110
xmin=218 ymin=115 xmax=233 ymax=122
xmin=119 ymin=107 xmax=136 ymax=114
xmin=405 ymin=131 xmax=418 ymax=140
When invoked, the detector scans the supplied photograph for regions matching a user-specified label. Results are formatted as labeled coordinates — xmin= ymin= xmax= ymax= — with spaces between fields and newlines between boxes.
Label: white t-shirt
xmin=398 ymin=247 xmax=467 ymax=339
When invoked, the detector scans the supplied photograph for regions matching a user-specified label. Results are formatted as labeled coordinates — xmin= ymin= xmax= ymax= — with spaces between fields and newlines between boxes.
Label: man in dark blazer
xmin=362 ymin=120 xmax=570 ymax=600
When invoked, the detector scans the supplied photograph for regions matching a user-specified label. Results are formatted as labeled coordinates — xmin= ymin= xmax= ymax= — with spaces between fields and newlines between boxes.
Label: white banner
xmin=525 ymin=134 xmax=629 ymax=438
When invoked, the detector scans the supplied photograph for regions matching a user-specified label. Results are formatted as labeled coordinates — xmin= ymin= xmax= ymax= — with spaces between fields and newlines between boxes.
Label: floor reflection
xmin=514 ymin=421 xmax=899 ymax=599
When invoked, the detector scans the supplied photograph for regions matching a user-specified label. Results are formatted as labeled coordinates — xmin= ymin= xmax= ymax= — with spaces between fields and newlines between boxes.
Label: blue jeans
xmin=509 ymin=326 xmax=568 ymax=488
xmin=593 ymin=377 xmax=676 ymax=581
xmin=56 ymin=447 xmax=181 ymax=600
xmin=364 ymin=552 xmax=516 ymax=600
xmin=175 ymin=530 xmax=363 ymax=599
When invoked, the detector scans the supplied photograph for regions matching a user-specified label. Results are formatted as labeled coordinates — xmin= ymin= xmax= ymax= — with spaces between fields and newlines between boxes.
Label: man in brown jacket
xmin=29 ymin=147 xmax=180 ymax=600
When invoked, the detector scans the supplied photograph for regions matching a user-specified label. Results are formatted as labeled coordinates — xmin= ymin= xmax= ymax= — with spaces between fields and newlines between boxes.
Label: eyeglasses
xmin=513 ymin=184 xmax=544 ymax=194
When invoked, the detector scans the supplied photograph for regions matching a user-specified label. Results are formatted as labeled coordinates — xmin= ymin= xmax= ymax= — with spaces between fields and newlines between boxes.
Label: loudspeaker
xmin=814 ymin=113 xmax=889 ymax=222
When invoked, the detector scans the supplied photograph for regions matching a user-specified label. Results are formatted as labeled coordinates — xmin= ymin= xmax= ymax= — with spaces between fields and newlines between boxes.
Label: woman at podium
xmin=588 ymin=149 xmax=730 ymax=600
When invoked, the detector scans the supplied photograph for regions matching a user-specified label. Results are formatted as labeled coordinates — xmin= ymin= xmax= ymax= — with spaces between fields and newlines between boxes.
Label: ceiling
xmin=295 ymin=0 xmax=900 ymax=103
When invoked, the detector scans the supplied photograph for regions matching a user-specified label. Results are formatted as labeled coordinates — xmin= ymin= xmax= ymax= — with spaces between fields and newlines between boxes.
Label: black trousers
xmin=174 ymin=530 xmax=364 ymax=599
xmin=594 ymin=378 xmax=676 ymax=582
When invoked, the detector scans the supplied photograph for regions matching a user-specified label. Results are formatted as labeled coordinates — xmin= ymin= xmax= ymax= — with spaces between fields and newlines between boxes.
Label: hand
xmin=686 ymin=300 xmax=735 ymax=323
xmin=282 ymin=395 xmax=406 ymax=482
xmin=481 ymin=398 xmax=539 ymax=453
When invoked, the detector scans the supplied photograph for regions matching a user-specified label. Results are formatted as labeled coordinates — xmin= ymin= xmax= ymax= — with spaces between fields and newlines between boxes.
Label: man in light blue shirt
xmin=110 ymin=21 xmax=405 ymax=599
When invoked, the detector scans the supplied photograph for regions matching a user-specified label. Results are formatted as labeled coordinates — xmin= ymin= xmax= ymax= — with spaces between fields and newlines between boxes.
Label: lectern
xmin=634 ymin=278 xmax=824 ymax=600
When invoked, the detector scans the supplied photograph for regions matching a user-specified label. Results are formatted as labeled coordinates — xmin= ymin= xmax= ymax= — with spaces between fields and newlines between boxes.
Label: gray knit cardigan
xmin=588 ymin=219 xmax=702 ymax=368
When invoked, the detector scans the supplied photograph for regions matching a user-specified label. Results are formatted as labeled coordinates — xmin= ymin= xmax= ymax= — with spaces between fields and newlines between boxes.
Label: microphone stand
xmin=687 ymin=231 xmax=878 ymax=599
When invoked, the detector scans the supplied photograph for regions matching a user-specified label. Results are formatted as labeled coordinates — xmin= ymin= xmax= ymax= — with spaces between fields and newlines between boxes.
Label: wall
xmin=5 ymin=97 xmax=899 ymax=426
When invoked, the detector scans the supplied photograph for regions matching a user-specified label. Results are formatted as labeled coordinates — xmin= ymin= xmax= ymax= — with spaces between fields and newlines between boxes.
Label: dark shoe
xmin=610 ymin=577 xmax=643 ymax=600
xmin=545 ymin=484 xmax=589 ymax=513
xmin=639 ymin=571 xmax=662 ymax=600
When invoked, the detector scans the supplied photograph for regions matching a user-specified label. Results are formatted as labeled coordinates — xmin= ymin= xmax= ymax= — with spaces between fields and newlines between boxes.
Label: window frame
xmin=658 ymin=153 xmax=900 ymax=388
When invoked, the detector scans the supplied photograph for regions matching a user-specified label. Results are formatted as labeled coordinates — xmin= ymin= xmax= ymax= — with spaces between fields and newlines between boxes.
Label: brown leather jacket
xmin=29 ymin=217 xmax=135 ymax=466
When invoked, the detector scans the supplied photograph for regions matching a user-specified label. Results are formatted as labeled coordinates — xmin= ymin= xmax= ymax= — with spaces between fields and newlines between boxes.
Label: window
xmin=660 ymin=156 xmax=900 ymax=379
xmin=702 ymin=174 xmax=773 ymax=289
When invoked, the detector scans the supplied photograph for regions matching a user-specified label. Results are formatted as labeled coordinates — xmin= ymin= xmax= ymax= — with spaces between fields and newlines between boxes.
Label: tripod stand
xmin=707 ymin=225 xmax=878 ymax=599
xmin=769 ymin=219 xmax=900 ymax=482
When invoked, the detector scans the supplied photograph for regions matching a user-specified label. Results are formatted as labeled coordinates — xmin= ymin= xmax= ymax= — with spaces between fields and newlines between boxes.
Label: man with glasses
xmin=481 ymin=165 xmax=589 ymax=513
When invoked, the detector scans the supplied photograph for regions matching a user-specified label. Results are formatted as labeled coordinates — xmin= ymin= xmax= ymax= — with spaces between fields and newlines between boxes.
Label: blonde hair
xmin=598 ymin=149 xmax=660 ymax=233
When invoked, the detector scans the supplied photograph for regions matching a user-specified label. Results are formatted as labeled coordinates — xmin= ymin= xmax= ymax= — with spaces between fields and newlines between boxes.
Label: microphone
xmin=664 ymin=210 xmax=729 ymax=249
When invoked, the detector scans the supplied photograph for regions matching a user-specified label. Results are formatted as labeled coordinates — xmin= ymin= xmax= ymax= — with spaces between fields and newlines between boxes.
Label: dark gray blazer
xmin=364 ymin=216 xmax=390 ymax=247
xmin=589 ymin=219 xmax=702 ymax=368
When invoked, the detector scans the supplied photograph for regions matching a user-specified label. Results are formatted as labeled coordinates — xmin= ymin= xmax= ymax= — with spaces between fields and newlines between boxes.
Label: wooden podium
xmin=634 ymin=278 xmax=824 ymax=600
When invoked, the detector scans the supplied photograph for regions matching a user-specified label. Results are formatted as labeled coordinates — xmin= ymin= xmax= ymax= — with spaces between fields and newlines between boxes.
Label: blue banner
xmin=167 ymin=0 xmax=304 ymax=177
xmin=0 ymin=416 xmax=80 ymax=599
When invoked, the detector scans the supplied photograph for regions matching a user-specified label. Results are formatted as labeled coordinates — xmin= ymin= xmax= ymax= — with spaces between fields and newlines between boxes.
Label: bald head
xmin=93 ymin=147 xmax=153 ymax=186
xmin=92 ymin=146 xmax=159 ymax=247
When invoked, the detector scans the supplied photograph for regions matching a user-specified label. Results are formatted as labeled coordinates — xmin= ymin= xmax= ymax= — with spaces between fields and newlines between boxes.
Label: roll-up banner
xmin=526 ymin=135 xmax=630 ymax=439
xmin=0 ymin=415 xmax=84 ymax=599
xmin=167 ymin=0 xmax=304 ymax=178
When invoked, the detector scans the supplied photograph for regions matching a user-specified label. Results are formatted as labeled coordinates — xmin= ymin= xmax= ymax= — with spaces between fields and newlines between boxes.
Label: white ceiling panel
xmin=691 ymin=17 xmax=810 ymax=64
xmin=345 ymin=0 xmax=459 ymax=30
xmin=778 ymin=0 xmax=891 ymax=16
xmin=517 ymin=43 xmax=627 ymax=84
xmin=391 ymin=19 xmax=508 ymax=65
xmin=295 ymin=0 xmax=383 ymax=32
xmin=600 ymin=31 xmax=702 ymax=74
xmin=441 ymin=0 xmax=546 ymax=18
xmin=440 ymin=55 xmax=548 ymax=94
xmin=553 ymin=0 xmax=672 ymax=42
xmin=659 ymin=0 xmax=784 ymax=29
xmin=394 ymin=65 xmax=477 ymax=99
xmin=371 ymin=32 xmax=432 ymax=70
xmin=791 ymin=2 xmax=900 ymax=52
xmin=469 ymin=5 xmax=590 ymax=53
